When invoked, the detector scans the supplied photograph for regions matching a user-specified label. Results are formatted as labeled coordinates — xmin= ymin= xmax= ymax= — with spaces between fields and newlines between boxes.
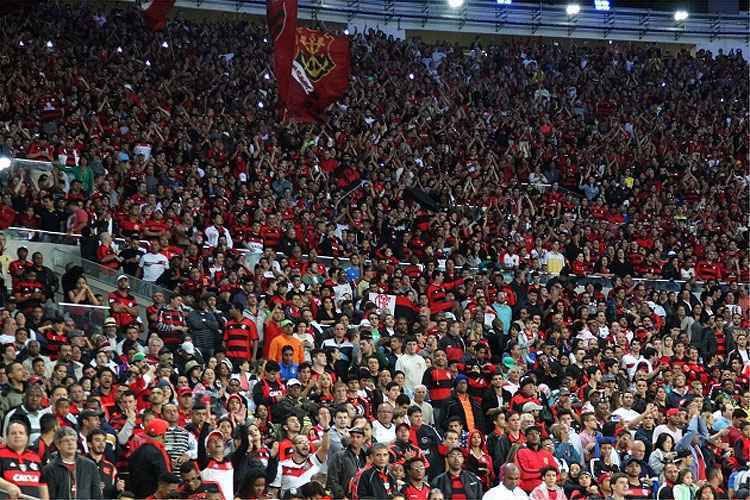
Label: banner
xmin=267 ymin=0 xmax=297 ymax=108
xmin=267 ymin=0 xmax=351 ymax=122
xmin=141 ymin=0 xmax=175 ymax=32
xmin=369 ymin=293 xmax=396 ymax=315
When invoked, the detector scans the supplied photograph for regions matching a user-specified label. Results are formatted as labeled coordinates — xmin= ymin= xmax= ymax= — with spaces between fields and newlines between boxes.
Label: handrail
xmin=334 ymin=180 xmax=367 ymax=213
xmin=155 ymin=0 xmax=750 ymax=48
xmin=5 ymin=226 xmax=748 ymax=293
xmin=58 ymin=302 xmax=111 ymax=310
xmin=50 ymin=247 xmax=174 ymax=301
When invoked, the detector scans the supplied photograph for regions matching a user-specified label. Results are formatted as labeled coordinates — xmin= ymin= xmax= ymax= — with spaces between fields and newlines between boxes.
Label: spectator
xmin=127 ymin=418 xmax=171 ymax=498
xmin=41 ymin=426 xmax=102 ymax=500
xmin=431 ymin=446 xmax=484 ymax=499
xmin=0 ymin=420 xmax=49 ymax=499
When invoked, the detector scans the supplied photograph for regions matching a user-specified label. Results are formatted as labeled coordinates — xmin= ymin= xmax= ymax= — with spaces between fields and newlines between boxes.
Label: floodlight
xmin=566 ymin=4 xmax=581 ymax=15
xmin=674 ymin=10 xmax=689 ymax=21
xmin=448 ymin=0 xmax=464 ymax=8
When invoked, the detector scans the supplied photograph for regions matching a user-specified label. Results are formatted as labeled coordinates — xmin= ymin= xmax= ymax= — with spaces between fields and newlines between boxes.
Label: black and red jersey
xmin=0 ymin=446 xmax=46 ymax=498
xmin=108 ymin=291 xmax=137 ymax=327
xmin=223 ymin=318 xmax=258 ymax=361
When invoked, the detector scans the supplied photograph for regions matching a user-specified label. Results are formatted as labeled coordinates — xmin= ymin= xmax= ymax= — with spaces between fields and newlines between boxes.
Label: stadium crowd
xmin=0 ymin=1 xmax=748 ymax=499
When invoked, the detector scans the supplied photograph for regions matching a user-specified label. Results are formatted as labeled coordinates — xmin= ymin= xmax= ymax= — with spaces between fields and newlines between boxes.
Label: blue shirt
xmin=279 ymin=362 xmax=299 ymax=382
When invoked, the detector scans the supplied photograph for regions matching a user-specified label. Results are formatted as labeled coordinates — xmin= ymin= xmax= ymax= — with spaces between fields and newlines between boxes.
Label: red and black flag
xmin=395 ymin=295 xmax=420 ymax=324
xmin=267 ymin=0 xmax=351 ymax=122
xmin=141 ymin=0 xmax=175 ymax=32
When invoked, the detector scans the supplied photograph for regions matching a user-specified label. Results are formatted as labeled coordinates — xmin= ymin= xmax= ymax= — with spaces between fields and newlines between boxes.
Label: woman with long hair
xmin=649 ymin=433 xmax=676 ymax=477
xmin=464 ymin=429 xmax=495 ymax=490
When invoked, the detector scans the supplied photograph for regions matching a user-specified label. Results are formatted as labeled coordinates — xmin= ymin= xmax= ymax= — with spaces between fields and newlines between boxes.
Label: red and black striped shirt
xmin=223 ymin=318 xmax=258 ymax=361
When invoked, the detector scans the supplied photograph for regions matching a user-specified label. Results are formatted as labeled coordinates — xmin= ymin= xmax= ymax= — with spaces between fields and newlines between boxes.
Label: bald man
xmin=482 ymin=463 xmax=529 ymax=499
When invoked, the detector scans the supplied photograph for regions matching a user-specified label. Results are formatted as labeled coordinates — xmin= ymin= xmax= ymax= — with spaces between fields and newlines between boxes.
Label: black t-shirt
xmin=37 ymin=207 xmax=62 ymax=232
xmin=119 ymin=248 xmax=144 ymax=276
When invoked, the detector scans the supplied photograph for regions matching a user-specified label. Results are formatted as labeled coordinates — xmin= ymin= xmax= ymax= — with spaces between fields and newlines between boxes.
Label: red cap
xmin=146 ymin=418 xmax=169 ymax=437
xmin=178 ymin=387 xmax=193 ymax=396
xmin=666 ymin=408 xmax=680 ymax=417
xmin=205 ymin=430 xmax=224 ymax=446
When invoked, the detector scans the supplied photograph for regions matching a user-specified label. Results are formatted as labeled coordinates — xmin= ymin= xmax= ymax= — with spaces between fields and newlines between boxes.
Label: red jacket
xmin=515 ymin=446 xmax=558 ymax=493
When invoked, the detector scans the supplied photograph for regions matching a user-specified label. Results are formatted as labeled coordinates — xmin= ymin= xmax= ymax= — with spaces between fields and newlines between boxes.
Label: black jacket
xmin=431 ymin=470 xmax=483 ymax=499
xmin=356 ymin=465 xmax=398 ymax=500
xmin=127 ymin=441 xmax=169 ymax=498
xmin=328 ymin=446 xmax=367 ymax=498
xmin=441 ymin=392 xmax=486 ymax=433
xmin=41 ymin=454 xmax=102 ymax=500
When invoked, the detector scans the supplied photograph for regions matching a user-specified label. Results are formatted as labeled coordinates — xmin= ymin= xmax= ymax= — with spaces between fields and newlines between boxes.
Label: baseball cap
xmin=104 ymin=317 xmax=118 ymax=327
xmin=453 ymin=374 xmax=468 ymax=386
xmin=131 ymin=352 xmax=146 ymax=363
xmin=286 ymin=378 xmax=302 ymax=387
xmin=348 ymin=427 xmax=365 ymax=435
xmin=524 ymin=425 xmax=542 ymax=435
xmin=178 ymin=387 xmax=193 ymax=396
xmin=146 ymin=418 xmax=169 ymax=437
xmin=116 ymin=275 xmax=129 ymax=282
xmin=522 ymin=402 xmax=544 ymax=412
xmin=279 ymin=319 xmax=294 ymax=328
xmin=666 ymin=408 xmax=681 ymax=417
xmin=519 ymin=376 xmax=535 ymax=388
xmin=205 ymin=430 xmax=224 ymax=446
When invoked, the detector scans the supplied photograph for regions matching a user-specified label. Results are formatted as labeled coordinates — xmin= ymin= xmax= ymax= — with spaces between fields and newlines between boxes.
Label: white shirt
xmin=395 ymin=353 xmax=427 ymax=393
xmin=205 ymin=225 xmax=234 ymax=248
xmin=372 ymin=420 xmax=396 ymax=445
xmin=612 ymin=407 xmax=641 ymax=424
xmin=270 ymin=452 xmax=325 ymax=494
xmin=483 ymin=483 xmax=529 ymax=499
xmin=652 ymin=424 xmax=683 ymax=445
xmin=139 ymin=251 xmax=169 ymax=282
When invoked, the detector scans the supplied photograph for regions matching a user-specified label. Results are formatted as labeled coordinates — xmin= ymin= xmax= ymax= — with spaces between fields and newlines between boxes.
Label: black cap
xmin=348 ymin=426 xmax=365 ymax=435
xmin=159 ymin=472 xmax=182 ymax=484
xmin=524 ymin=425 xmax=542 ymax=435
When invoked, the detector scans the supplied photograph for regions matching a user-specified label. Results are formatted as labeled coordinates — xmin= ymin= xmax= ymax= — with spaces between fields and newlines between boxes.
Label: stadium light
xmin=447 ymin=0 xmax=464 ymax=8
xmin=18 ymin=41 xmax=24 ymax=47
xmin=566 ymin=3 xmax=581 ymax=15
xmin=161 ymin=41 xmax=169 ymax=48
xmin=594 ymin=0 xmax=610 ymax=11
xmin=145 ymin=59 xmax=151 ymax=67
xmin=408 ymin=73 xmax=415 ymax=80
xmin=117 ymin=46 xmax=123 ymax=53
xmin=264 ymin=72 xmax=271 ymax=80
xmin=497 ymin=0 xmax=512 ymax=4
xmin=674 ymin=10 xmax=689 ymax=21
xmin=46 ymin=40 xmax=53 ymax=48
xmin=257 ymin=101 xmax=265 ymax=109
xmin=343 ymin=29 xmax=350 ymax=35
xmin=0 ymin=145 xmax=13 ymax=171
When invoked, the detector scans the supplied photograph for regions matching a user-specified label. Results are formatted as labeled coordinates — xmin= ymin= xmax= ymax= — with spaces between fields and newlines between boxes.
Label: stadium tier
xmin=0 ymin=0 xmax=747 ymax=499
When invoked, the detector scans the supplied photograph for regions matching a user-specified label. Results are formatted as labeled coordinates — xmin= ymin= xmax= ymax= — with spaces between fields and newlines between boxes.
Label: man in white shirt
xmin=483 ymin=463 xmax=528 ymax=499
xmin=204 ymin=214 xmax=233 ymax=248
xmin=621 ymin=340 xmax=649 ymax=380
xmin=139 ymin=241 xmax=169 ymax=282
xmin=652 ymin=408 xmax=684 ymax=445
xmin=371 ymin=403 xmax=396 ymax=444
xmin=395 ymin=337 xmax=427 ymax=393
xmin=612 ymin=392 xmax=641 ymax=424
xmin=270 ymin=430 xmax=330 ymax=497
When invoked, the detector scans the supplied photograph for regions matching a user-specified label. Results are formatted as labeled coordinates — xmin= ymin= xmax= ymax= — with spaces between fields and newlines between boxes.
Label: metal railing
xmin=155 ymin=0 xmax=750 ymax=48
xmin=50 ymin=247 xmax=173 ymax=301
xmin=5 ymin=226 xmax=747 ymax=300
xmin=57 ymin=302 xmax=110 ymax=332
